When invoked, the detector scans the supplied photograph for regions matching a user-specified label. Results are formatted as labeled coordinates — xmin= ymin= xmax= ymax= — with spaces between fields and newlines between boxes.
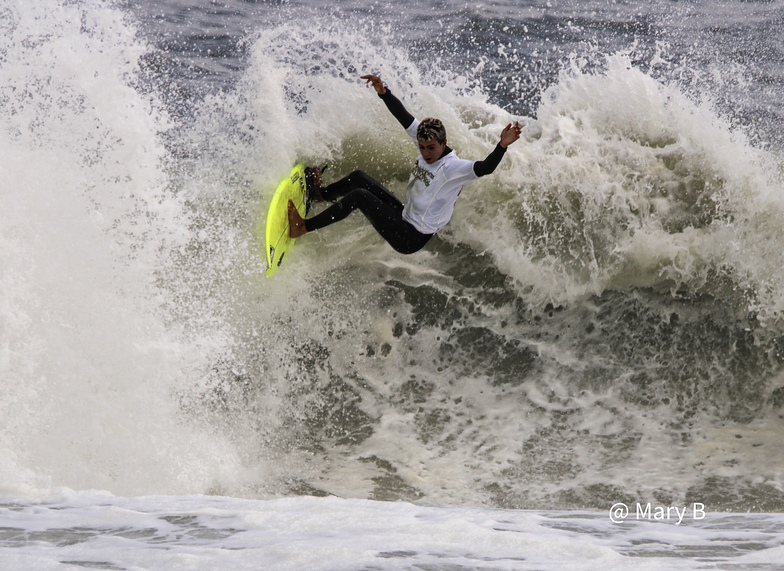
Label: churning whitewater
xmin=3 ymin=0 xmax=784 ymax=568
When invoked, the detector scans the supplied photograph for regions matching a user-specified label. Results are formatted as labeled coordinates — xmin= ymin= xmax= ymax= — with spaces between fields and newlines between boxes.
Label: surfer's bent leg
xmin=304 ymin=188 xmax=432 ymax=254
xmin=321 ymin=170 xmax=393 ymax=203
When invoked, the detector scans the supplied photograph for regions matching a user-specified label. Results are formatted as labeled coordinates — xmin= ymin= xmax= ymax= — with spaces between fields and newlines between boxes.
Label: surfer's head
xmin=417 ymin=118 xmax=446 ymax=143
xmin=417 ymin=118 xmax=447 ymax=164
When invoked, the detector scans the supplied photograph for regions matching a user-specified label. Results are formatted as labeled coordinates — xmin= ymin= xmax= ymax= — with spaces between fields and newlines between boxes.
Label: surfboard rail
xmin=260 ymin=163 xmax=308 ymax=277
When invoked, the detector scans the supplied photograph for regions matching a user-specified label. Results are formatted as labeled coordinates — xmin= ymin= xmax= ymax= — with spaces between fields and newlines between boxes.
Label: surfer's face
xmin=419 ymin=138 xmax=447 ymax=164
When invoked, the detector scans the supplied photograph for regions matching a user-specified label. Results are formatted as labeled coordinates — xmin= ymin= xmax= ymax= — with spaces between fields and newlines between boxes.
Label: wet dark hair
xmin=416 ymin=117 xmax=446 ymax=143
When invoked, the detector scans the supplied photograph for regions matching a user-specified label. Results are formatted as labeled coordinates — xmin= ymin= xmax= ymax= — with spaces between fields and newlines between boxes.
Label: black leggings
xmin=304 ymin=170 xmax=433 ymax=255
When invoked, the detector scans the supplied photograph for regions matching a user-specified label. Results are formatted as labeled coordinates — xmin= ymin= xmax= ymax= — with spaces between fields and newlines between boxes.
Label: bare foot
xmin=288 ymin=200 xmax=307 ymax=238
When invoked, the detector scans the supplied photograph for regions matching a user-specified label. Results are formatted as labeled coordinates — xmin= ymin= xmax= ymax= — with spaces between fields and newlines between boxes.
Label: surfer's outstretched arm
xmin=361 ymin=73 xmax=388 ymax=96
xmin=361 ymin=74 xmax=415 ymax=130
xmin=473 ymin=121 xmax=522 ymax=177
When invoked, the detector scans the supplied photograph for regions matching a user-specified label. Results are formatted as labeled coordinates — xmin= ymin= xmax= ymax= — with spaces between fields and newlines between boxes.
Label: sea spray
xmin=453 ymin=52 xmax=784 ymax=319
xmin=0 ymin=0 xmax=242 ymax=496
xmin=3 ymin=0 xmax=784 ymax=509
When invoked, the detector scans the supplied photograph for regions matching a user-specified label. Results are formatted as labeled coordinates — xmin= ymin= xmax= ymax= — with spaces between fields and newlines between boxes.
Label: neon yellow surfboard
xmin=260 ymin=163 xmax=308 ymax=277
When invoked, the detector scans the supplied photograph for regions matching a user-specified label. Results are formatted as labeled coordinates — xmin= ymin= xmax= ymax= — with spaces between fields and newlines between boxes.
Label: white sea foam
xmin=3 ymin=494 xmax=784 ymax=570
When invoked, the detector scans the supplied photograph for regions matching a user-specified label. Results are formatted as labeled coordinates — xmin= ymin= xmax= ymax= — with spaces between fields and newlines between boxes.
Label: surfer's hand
xmin=499 ymin=121 xmax=522 ymax=148
xmin=361 ymin=74 xmax=387 ymax=95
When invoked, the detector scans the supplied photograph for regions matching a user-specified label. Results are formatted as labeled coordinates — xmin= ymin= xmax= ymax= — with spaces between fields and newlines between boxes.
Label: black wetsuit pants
xmin=304 ymin=170 xmax=433 ymax=255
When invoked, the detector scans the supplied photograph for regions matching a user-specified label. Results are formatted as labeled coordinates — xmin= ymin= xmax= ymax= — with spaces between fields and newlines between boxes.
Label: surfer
xmin=288 ymin=73 xmax=522 ymax=253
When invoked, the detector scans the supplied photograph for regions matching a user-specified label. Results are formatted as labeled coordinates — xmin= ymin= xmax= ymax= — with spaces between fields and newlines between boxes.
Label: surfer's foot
xmin=288 ymin=200 xmax=307 ymax=238
xmin=306 ymin=166 xmax=325 ymax=203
